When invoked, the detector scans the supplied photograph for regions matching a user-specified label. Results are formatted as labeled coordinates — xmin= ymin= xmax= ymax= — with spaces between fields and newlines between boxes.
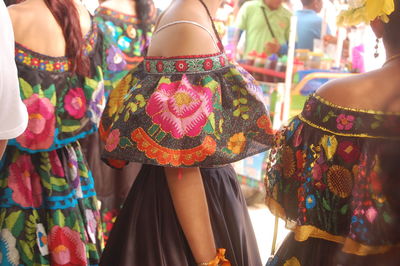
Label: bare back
xmin=316 ymin=63 xmax=400 ymax=114
xmin=147 ymin=1 xmax=220 ymax=57
xmin=8 ymin=0 xmax=92 ymax=57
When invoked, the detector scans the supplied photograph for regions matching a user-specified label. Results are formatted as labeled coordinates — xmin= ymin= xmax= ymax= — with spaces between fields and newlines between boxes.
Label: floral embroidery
xmin=49 ymin=150 xmax=65 ymax=177
xmin=88 ymin=79 xmax=106 ymax=126
xmin=257 ymin=115 xmax=274 ymax=134
xmin=305 ymin=194 xmax=316 ymax=209
xmin=320 ymin=135 xmax=338 ymax=161
xmin=327 ymin=165 xmax=353 ymax=198
xmin=337 ymin=141 xmax=360 ymax=163
xmin=49 ymin=226 xmax=87 ymax=266
xmin=106 ymin=45 xmax=127 ymax=72
xmin=146 ymin=75 xmax=213 ymax=139
xmin=36 ymin=223 xmax=49 ymax=256
xmin=175 ymin=60 xmax=189 ymax=72
xmin=16 ymin=94 xmax=55 ymax=150
xmin=15 ymin=47 xmax=70 ymax=73
xmin=108 ymin=74 xmax=132 ymax=117
xmin=203 ymin=59 xmax=214 ymax=70
xmin=227 ymin=132 xmax=246 ymax=154
xmin=156 ymin=61 xmax=164 ymax=72
xmin=8 ymin=154 xmax=43 ymax=208
xmin=105 ymin=129 xmax=121 ymax=152
xmin=131 ymin=128 xmax=217 ymax=166
xmin=65 ymin=88 xmax=87 ymax=119
xmin=336 ymin=114 xmax=355 ymax=130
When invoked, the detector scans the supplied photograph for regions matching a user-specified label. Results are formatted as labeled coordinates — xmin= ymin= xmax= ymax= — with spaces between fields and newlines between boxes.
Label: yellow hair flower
xmin=337 ymin=0 xmax=395 ymax=26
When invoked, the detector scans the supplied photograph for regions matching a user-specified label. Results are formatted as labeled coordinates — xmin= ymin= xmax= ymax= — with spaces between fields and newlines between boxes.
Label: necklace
xmin=383 ymin=53 xmax=400 ymax=67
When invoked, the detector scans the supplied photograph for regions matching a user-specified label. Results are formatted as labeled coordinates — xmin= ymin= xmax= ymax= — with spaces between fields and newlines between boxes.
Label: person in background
xmin=296 ymin=0 xmax=332 ymax=50
xmin=0 ymin=0 xmax=27 ymax=159
xmin=81 ymin=0 xmax=155 ymax=242
xmin=99 ymin=0 xmax=273 ymax=265
xmin=265 ymin=0 xmax=400 ymax=265
xmin=0 ymin=0 xmax=106 ymax=264
xmin=234 ymin=0 xmax=291 ymax=58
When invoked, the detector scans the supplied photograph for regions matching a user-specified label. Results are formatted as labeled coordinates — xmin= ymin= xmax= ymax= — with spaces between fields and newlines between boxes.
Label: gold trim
xmin=298 ymin=114 xmax=400 ymax=140
xmin=265 ymin=196 xmax=400 ymax=256
xmin=313 ymin=94 xmax=400 ymax=115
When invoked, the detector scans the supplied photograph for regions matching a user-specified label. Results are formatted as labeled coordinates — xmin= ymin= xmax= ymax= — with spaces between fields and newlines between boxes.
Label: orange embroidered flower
xmin=256 ymin=115 xmax=274 ymax=134
xmin=131 ymin=128 xmax=216 ymax=166
xmin=227 ymin=132 xmax=246 ymax=154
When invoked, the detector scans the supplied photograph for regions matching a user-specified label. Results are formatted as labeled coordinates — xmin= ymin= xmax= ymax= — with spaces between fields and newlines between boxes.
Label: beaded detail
xmin=144 ymin=53 xmax=228 ymax=74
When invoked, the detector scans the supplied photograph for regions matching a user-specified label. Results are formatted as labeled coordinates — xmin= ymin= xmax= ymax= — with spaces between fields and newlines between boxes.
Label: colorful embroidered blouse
xmin=8 ymin=23 xmax=106 ymax=153
xmin=266 ymin=94 xmax=400 ymax=256
xmin=94 ymin=6 xmax=153 ymax=84
xmin=100 ymin=52 xmax=274 ymax=168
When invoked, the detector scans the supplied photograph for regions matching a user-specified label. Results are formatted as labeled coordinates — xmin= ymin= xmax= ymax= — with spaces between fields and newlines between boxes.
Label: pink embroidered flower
xmin=8 ymin=154 xmax=43 ymax=208
xmin=312 ymin=163 xmax=328 ymax=181
xmin=156 ymin=61 xmax=164 ymax=72
xmin=49 ymin=151 xmax=65 ymax=177
xmin=365 ymin=207 xmax=378 ymax=223
xmin=146 ymin=75 xmax=213 ymax=139
xmin=16 ymin=94 xmax=55 ymax=150
xmin=49 ymin=226 xmax=87 ymax=266
xmin=219 ymin=56 xmax=226 ymax=67
xmin=336 ymin=114 xmax=355 ymax=130
xmin=64 ymin=87 xmax=87 ymax=119
xmin=175 ymin=60 xmax=188 ymax=72
xmin=145 ymin=61 xmax=151 ymax=72
xmin=203 ymin=59 xmax=213 ymax=70
xmin=105 ymin=129 xmax=120 ymax=152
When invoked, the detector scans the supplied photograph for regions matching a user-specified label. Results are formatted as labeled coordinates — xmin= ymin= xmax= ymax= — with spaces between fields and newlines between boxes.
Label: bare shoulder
xmin=147 ymin=2 xmax=220 ymax=57
xmin=316 ymin=68 xmax=400 ymax=113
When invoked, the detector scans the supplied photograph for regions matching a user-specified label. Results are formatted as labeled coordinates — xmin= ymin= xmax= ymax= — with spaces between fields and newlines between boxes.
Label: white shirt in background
xmin=0 ymin=1 xmax=28 ymax=139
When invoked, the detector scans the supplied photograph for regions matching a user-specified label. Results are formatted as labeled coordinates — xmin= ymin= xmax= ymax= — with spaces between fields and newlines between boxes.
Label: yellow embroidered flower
xmin=107 ymin=74 xmax=132 ymax=117
xmin=338 ymin=0 xmax=395 ymax=26
xmin=227 ymin=132 xmax=246 ymax=154
xmin=327 ymin=165 xmax=353 ymax=198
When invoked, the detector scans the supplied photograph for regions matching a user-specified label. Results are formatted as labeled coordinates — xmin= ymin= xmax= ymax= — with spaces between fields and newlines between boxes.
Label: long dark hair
xmin=135 ymin=0 xmax=155 ymax=47
xmin=44 ymin=0 xmax=90 ymax=76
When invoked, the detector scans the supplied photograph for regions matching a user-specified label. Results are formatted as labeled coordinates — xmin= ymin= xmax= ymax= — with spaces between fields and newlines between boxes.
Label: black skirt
xmin=100 ymin=164 xmax=262 ymax=266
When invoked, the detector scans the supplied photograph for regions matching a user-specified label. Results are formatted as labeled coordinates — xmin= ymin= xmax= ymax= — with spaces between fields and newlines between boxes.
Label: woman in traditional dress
xmin=265 ymin=0 xmax=400 ymax=265
xmin=99 ymin=0 xmax=273 ymax=265
xmin=0 ymin=0 xmax=106 ymax=264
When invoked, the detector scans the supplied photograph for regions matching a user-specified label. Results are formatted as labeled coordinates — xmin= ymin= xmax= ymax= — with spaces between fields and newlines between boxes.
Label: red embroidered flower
xmin=296 ymin=150 xmax=306 ymax=171
xmin=32 ymin=58 xmax=40 ymax=67
xmin=49 ymin=226 xmax=87 ymax=266
xmin=203 ymin=59 xmax=214 ymax=70
xmin=337 ymin=141 xmax=360 ymax=163
xmin=54 ymin=62 xmax=61 ymax=70
xmin=156 ymin=61 xmax=164 ymax=72
xmin=175 ymin=60 xmax=188 ymax=72
xmin=8 ymin=154 xmax=43 ymax=208
xmin=145 ymin=60 xmax=151 ymax=72
xmin=64 ymin=87 xmax=87 ymax=119
xmin=219 ymin=56 xmax=226 ymax=67
xmin=336 ymin=114 xmax=355 ymax=130
xmin=313 ymin=180 xmax=327 ymax=191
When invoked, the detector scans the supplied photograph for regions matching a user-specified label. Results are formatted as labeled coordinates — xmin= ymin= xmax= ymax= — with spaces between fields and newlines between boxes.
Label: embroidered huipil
xmin=0 ymin=24 xmax=106 ymax=265
xmin=100 ymin=52 xmax=274 ymax=168
xmin=266 ymin=94 xmax=400 ymax=256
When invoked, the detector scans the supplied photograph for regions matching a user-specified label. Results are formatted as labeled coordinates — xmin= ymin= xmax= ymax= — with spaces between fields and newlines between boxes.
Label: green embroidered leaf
xmin=204 ymin=121 xmax=214 ymax=134
xmin=383 ymin=212 xmax=393 ymax=224
xmin=44 ymin=84 xmax=56 ymax=102
xmin=209 ymin=113 xmax=216 ymax=130
xmin=124 ymin=112 xmax=130 ymax=122
xmin=233 ymin=109 xmax=241 ymax=117
xmin=86 ymin=78 xmax=98 ymax=90
xmin=322 ymin=115 xmax=330 ymax=123
xmin=119 ymin=137 xmax=133 ymax=148
xmin=20 ymin=240 xmax=34 ymax=261
xmin=340 ymin=204 xmax=348 ymax=215
xmin=241 ymin=114 xmax=249 ymax=120
xmin=222 ymin=147 xmax=232 ymax=154
xmin=130 ymin=103 xmax=138 ymax=113
xmin=240 ymin=88 xmax=248 ymax=95
xmin=239 ymin=98 xmax=248 ymax=104
xmin=61 ymin=125 xmax=81 ymax=133
xmin=20 ymin=78 xmax=34 ymax=99
xmin=54 ymin=210 xmax=66 ymax=227
xmin=233 ymin=99 xmax=240 ymax=106
xmin=219 ymin=119 xmax=224 ymax=134
xmin=239 ymin=106 xmax=249 ymax=112
xmin=7 ymin=211 xmax=25 ymax=237
xmin=322 ymin=198 xmax=331 ymax=211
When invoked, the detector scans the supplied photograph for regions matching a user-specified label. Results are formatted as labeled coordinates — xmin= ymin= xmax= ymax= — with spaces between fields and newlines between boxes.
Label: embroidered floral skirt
xmin=267 ymin=232 xmax=400 ymax=266
xmin=100 ymin=164 xmax=262 ymax=266
xmin=80 ymin=132 xmax=141 ymax=242
xmin=0 ymin=142 xmax=103 ymax=266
